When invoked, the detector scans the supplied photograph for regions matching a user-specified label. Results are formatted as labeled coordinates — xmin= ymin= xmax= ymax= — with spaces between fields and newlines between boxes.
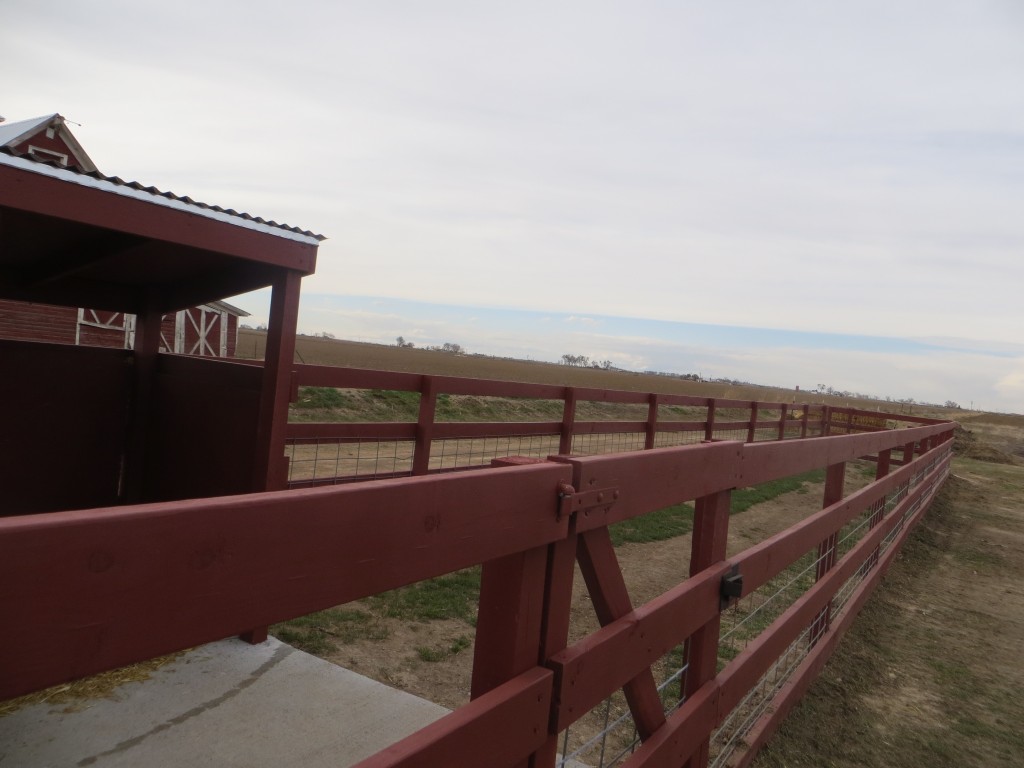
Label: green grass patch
xmin=610 ymin=469 xmax=826 ymax=546
xmin=731 ymin=469 xmax=826 ymax=514
xmin=272 ymin=607 xmax=387 ymax=655
xmin=364 ymin=568 xmax=481 ymax=623
xmin=416 ymin=635 xmax=472 ymax=663
xmin=293 ymin=386 xmax=354 ymax=409
xmin=610 ymin=502 xmax=694 ymax=545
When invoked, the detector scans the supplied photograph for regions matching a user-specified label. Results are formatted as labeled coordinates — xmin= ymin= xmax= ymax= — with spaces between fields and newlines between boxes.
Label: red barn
xmin=0 ymin=299 xmax=249 ymax=355
xmin=0 ymin=114 xmax=249 ymax=357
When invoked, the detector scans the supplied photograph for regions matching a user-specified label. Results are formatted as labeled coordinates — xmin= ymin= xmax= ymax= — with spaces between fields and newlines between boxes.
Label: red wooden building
xmin=0 ymin=129 xmax=323 ymax=515
xmin=0 ymin=299 xmax=249 ymax=356
xmin=0 ymin=114 xmax=249 ymax=358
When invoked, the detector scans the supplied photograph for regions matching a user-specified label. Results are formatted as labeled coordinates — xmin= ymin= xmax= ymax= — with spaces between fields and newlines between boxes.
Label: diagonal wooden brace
xmin=576 ymin=527 xmax=667 ymax=741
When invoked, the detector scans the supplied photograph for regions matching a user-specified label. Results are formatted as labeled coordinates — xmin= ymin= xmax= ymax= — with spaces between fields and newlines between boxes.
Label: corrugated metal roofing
xmin=0 ymin=145 xmax=325 ymax=244
xmin=0 ymin=114 xmax=60 ymax=147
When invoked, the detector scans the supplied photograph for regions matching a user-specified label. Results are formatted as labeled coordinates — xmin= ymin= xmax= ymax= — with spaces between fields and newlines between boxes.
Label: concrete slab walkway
xmin=0 ymin=637 xmax=449 ymax=767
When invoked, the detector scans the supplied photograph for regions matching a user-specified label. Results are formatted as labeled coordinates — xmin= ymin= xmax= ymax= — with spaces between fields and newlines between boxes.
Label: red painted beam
xmin=557 ymin=441 xmax=744 ymax=531
xmin=0 ymin=162 xmax=318 ymax=274
xmin=0 ymin=463 xmax=571 ymax=700
xmin=353 ymin=667 xmax=553 ymax=768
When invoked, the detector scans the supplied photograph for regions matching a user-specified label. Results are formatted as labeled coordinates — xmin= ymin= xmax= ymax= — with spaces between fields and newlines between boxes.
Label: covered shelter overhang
xmin=0 ymin=150 xmax=321 ymax=313
xmin=0 ymin=149 xmax=325 ymax=515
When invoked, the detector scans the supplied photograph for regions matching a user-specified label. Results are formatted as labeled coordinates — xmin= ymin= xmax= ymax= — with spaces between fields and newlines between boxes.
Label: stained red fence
xmin=0 ymin=389 xmax=954 ymax=768
xmin=283 ymin=364 xmax=939 ymax=488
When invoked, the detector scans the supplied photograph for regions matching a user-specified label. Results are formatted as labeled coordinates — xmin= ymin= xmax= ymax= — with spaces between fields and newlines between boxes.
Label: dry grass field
xmin=237 ymin=328 xmax=960 ymax=420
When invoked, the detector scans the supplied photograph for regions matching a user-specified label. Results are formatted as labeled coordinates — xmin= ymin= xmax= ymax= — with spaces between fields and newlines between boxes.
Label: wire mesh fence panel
xmin=555 ymin=644 xmax=691 ymax=768
xmin=710 ymin=624 xmax=814 ymax=768
xmin=429 ymin=434 xmax=561 ymax=471
xmin=718 ymin=549 xmax=823 ymax=667
xmin=652 ymin=430 xmax=706 ymax=448
xmin=286 ymin=439 xmax=414 ymax=483
xmin=572 ymin=432 xmax=647 ymax=456
xmin=710 ymin=427 xmax=748 ymax=442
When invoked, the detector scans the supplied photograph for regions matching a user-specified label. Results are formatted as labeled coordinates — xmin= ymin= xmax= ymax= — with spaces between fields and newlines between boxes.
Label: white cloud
xmin=4 ymin=2 xmax=1023 ymax=411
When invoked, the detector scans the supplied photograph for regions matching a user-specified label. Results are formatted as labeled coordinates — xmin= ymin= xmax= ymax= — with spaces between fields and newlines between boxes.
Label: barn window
xmin=26 ymin=146 xmax=69 ymax=166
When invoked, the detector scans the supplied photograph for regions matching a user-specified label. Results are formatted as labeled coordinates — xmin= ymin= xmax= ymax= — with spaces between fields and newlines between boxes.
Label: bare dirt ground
xmin=753 ymin=416 xmax=1024 ymax=767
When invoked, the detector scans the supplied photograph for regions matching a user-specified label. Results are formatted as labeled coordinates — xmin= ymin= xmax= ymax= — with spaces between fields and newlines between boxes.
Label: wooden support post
xmin=245 ymin=270 xmax=301 ymax=645
xmin=471 ymin=548 xmax=549 ymax=700
xmin=577 ymin=528 xmax=666 ymax=741
xmin=902 ymin=441 xmax=915 ymax=466
xmin=645 ymin=394 xmax=659 ymax=450
xmin=123 ymin=303 xmax=163 ymax=504
xmin=683 ymin=488 xmax=732 ymax=768
xmin=746 ymin=402 xmax=758 ymax=443
xmin=800 ymin=406 xmax=809 ymax=439
xmin=777 ymin=403 xmax=788 ymax=441
xmin=530 ymin=518 xmax=579 ymax=768
xmin=559 ymin=387 xmax=577 ymax=455
xmin=412 ymin=376 xmax=437 ymax=476
xmin=810 ymin=462 xmax=845 ymax=646
xmin=704 ymin=398 xmax=716 ymax=442
xmin=253 ymin=269 xmax=302 ymax=492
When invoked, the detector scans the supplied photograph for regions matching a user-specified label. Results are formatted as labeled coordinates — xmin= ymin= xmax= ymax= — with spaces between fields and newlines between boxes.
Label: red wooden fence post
xmin=123 ymin=303 xmax=162 ymax=505
xmin=559 ymin=387 xmax=577 ymax=456
xmin=777 ymin=403 xmax=788 ymax=441
xmin=684 ymin=488 xmax=732 ymax=768
xmin=809 ymin=462 xmax=845 ymax=646
xmin=531 ymin=517 xmax=579 ymax=768
xmin=704 ymin=398 xmax=716 ymax=442
xmin=471 ymin=462 xmax=581 ymax=768
xmin=746 ymin=402 xmax=758 ymax=443
xmin=253 ymin=269 xmax=302 ymax=493
xmin=412 ymin=375 xmax=437 ymax=476
xmin=645 ymin=394 xmax=660 ymax=450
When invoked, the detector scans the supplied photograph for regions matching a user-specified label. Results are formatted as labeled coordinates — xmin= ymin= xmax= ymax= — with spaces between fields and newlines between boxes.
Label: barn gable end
xmin=0 ymin=115 xmax=250 ymax=358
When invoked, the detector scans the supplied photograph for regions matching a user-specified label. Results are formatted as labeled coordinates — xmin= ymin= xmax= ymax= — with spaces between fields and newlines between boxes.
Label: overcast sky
xmin=4 ymin=2 xmax=1023 ymax=411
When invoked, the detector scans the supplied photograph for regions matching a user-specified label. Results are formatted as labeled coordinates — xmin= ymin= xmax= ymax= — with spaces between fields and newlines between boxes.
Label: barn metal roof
xmin=0 ymin=114 xmax=99 ymax=173
xmin=0 ymin=146 xmax=324 ymax=314
xmin=0 ymin=147 xmax=324 ymax=244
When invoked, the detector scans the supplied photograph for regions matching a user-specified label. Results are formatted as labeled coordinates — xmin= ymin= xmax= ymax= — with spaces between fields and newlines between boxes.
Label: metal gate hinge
xmin=557 ymin=484 xmax=619 ymax=521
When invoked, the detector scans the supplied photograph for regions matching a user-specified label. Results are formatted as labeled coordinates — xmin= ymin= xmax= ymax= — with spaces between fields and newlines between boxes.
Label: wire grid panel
xmin=572 ymin=432 xmax=647 ymax=456
xmin=718 ymin=549 xmax=823 ymax=667
xmin=652 ymin=430 xmax=705 ymax=449
xmin=429 ymin=434 xmax=561 ymax=471
xmin=709 ymin=624 xmax=814 ymax=768
xmin=285 ymin=439 xmax=414 ymax=482
xmin=710 ymin=427 xmax=749 ymax=442
xmin=750 ymin=427 xmax=784 ymax=442
xmin=555 ymin=645 xmax=690 ymax=768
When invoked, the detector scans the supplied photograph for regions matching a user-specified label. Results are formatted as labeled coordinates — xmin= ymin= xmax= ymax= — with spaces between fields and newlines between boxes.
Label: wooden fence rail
xmin=0 ymin=412 xmax=954 ymax=768
xmin=283 ymin=364 xmax=943 ymax=487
